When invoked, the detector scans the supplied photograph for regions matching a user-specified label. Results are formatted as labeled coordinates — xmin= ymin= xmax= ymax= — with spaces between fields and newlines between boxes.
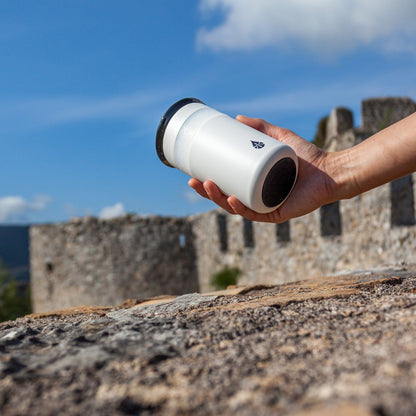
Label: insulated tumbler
xmin=156 ymin=98 xmax=298 ymax=214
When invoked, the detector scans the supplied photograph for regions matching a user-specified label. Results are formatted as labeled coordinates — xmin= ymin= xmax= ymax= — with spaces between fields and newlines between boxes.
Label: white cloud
xmin=99 ymin=202 xmax=126 ymax=219
xmin=197 ymin=0 xmax=416 ymax=56
xmin=0 ymin=195 xmax=51 ymax=222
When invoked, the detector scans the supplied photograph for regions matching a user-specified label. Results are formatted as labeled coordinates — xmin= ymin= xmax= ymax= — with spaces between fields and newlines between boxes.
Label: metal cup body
xmin=156 ymin=98 xmax=298 ymax=214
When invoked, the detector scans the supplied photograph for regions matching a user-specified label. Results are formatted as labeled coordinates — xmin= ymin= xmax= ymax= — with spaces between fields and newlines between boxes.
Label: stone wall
xmin=194 ymin=176 xmax=416 ymax=292
xmin=30 ymin=97 xmax=416 ymax=312
xmin=30 ymin=215 xmax=198 ymax=312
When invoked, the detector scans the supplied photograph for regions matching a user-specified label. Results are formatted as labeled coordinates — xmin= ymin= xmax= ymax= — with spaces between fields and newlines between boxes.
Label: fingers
xmin=188 ymin=178 xmax=236 ymax=214
xmin=227 ymin=196 xmax=257 ymax=219
xmin=203 ymin=180 xmax=237 ymax=215
xmin=188 ymin=178 xmax=209 ymax=199
xmin=189 ymin=178 xmax=287 ymax=222
xmin=228 ymin=196 xmax=283 ymax=223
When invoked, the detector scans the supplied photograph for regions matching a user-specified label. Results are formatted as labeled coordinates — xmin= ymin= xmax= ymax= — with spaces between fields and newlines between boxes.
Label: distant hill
xmin=0 ymin=225 xmax=30 ymax=282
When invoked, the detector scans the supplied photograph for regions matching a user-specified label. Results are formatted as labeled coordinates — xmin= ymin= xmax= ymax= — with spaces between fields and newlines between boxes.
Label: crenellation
xmin=325 ymin=107 xmax=354 ymax=143
xmin=216 ymin=213 xmax=228 ymax=252
xmin=29 ymin=97 xmax=416 ymax=312
xmin=390 ymin=175 xmax=415 ymax=226
xmin=276 ymin=221 xmax=290 ymax=243
xmin=320 ymin=201 xmax=342 ymax=236
xmin=242 ymin=218 xmax=255 ymax=248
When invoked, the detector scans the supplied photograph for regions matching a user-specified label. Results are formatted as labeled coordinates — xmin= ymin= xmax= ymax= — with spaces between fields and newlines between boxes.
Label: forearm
xmin=329 ymin=112 xmax=416 ymax=201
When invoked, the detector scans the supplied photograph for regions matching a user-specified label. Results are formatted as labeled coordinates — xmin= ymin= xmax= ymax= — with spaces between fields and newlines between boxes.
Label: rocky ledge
xmin=2 ymin=266 xmax=416 ymax=416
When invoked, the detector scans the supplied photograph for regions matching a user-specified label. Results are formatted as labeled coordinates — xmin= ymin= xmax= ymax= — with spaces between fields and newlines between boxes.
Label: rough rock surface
xmin=2 ymin=266 xmax=416 ymax=415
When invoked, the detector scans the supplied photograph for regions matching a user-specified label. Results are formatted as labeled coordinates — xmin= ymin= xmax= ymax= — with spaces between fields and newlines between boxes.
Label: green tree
xmin=211 ymin=266 xmax=241 ymax=290
xmin=0 ymin=260 xmax=31 ymax=322
xmin=378 ymin=107 xmax=393 ymax=131
xmin=312 ymin=115 xmax=329 ymax=148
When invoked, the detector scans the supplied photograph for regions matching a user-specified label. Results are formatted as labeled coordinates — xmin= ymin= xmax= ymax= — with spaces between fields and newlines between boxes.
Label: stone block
xmin=325 ymin=107 xmax=354 ymax=143
xmin=362 ymin=97 xmax=416 ymax=134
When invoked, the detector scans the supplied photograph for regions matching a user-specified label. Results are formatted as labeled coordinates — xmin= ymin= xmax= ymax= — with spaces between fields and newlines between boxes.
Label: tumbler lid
xmin=156 ymin=97 xmax=205 ymax=167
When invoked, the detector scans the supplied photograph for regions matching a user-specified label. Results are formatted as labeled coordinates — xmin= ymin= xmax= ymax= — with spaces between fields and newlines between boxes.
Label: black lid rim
xmin=155 ymin=98 xmax=205 ymax=167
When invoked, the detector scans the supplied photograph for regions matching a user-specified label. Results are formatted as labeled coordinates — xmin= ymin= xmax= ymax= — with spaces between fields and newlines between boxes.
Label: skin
xmin=188 ymin=112 xmax=416 ymax=223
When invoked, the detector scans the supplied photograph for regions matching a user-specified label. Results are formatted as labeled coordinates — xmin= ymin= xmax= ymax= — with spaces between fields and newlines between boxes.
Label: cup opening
xmin=261 ymin=157 xmax=297 ymax=208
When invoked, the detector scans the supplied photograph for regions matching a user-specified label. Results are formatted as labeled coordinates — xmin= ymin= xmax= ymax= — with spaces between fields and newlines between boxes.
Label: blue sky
xmin=1 ymin=0 xmax=416 ymax=223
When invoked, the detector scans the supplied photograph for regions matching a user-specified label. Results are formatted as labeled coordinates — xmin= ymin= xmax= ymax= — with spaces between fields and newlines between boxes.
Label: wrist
xmin=323 ymin=148 xmax=361 ymax=202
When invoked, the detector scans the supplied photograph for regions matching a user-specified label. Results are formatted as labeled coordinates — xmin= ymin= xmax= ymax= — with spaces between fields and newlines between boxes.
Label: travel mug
xmin=156 ymin=98 xmax=298 ymax=214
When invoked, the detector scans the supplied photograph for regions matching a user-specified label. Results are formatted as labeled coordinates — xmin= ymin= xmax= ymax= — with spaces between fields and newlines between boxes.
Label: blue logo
xmin=251 ymin=140 xmax=265 ymax=149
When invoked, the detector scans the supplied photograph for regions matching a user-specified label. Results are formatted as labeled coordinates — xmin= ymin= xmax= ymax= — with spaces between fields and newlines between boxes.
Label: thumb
xmin=236 ymin=115 xmax=295 ymax=144
xmin=236 ymin=115 xmax=269 ymax=134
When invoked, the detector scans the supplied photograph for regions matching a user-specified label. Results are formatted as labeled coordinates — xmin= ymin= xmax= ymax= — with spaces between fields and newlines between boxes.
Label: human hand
xmin=188 ymin=115 xmax=339 ymax=223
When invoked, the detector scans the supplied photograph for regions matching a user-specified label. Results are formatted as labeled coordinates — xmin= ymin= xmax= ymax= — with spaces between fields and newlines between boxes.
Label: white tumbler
xmin=156 ymin=98 xmax=298 ymax=214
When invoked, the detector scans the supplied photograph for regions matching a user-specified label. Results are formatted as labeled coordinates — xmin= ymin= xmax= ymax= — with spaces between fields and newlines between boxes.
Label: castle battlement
xmin=30 ymin=97 xmax=416 ymax=312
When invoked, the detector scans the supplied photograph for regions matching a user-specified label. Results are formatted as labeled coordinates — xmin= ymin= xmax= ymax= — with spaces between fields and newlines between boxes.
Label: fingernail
xmin=227 ymin=196 xmax=237 ymax=207
xmin=203 ymin=181 xmax=212 ymax=197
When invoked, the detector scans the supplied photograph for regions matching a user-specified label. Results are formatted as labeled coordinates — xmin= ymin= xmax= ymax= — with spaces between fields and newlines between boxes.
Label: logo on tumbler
xmin=251 ymin=140 xmax=265 ymax=149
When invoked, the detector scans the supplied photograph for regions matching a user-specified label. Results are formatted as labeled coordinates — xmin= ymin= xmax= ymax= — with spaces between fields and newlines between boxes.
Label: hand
xmin=188 ymin=115 xmax=338 ymax=223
